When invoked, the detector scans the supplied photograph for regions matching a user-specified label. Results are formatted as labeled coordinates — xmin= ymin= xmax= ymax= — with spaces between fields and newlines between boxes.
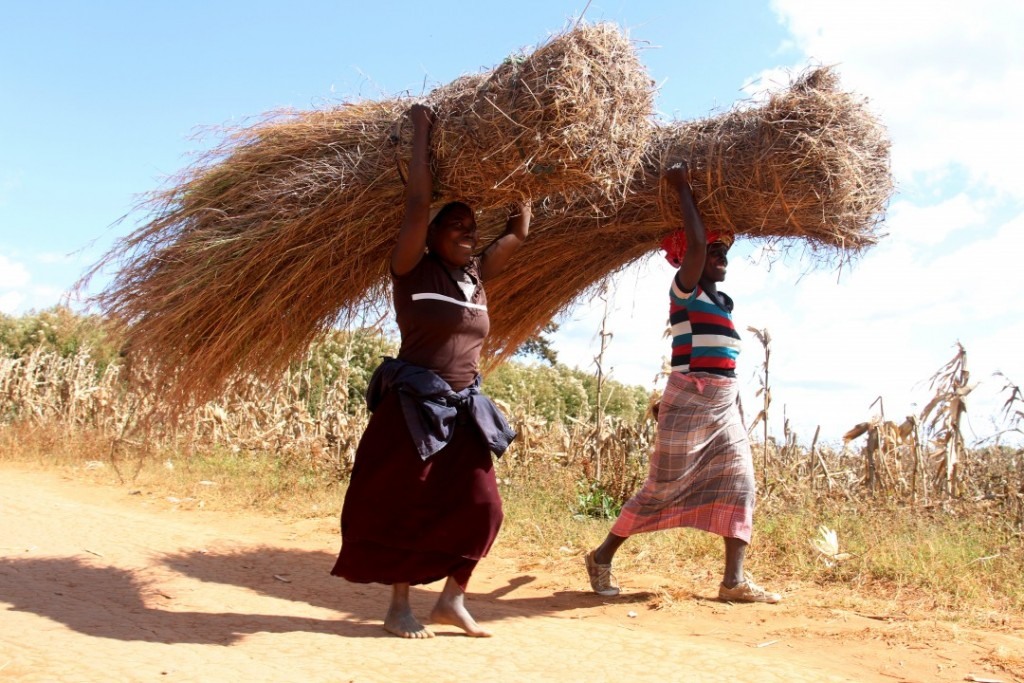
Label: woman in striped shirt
xmin=584 ymin=162 xmax=780 ymax=605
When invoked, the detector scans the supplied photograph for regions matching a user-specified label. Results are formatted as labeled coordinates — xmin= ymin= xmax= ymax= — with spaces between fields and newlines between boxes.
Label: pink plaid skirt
xmin=611 ymin=372 xmax=755 ymax=542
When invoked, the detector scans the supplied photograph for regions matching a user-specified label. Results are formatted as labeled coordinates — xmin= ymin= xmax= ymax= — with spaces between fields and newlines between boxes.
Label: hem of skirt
xmin=330 ymin=569 xmax=450 ymax=587
xmin=610 ymin=519 xmax=752 ymax=544
xmin=331 ymin=540 xmax=480 ymax=589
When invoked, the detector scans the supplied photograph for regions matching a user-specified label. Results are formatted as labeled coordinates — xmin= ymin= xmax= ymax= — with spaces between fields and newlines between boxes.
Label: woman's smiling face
xmin=428 ymin=204 xmax=478 ymax=268
xmin=703 ymin=241 xmax=729 ymax=282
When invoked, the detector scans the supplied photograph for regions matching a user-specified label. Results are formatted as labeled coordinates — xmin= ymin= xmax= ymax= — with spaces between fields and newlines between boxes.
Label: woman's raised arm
xmin=665 ymin=162 xmax=707 ymax=292
xmin=391 ymin=104 xmax=436 ymax=276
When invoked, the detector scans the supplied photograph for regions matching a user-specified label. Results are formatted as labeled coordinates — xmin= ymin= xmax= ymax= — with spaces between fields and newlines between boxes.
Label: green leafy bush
xmin=0 ymin=307 xmax=121 ymax=370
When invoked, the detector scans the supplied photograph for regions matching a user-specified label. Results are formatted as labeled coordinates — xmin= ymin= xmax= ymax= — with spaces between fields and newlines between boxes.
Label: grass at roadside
xmin=2 ymin=422 xmax=1022 ymax=627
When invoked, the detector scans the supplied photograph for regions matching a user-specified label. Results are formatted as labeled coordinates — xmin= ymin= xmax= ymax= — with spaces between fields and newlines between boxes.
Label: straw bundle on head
xmin=405 ymin=21 xmax=655 ymax=207
xmin=482 ymin=67 xmax=894 ymax=360
xmin=660 ymin=66 xmax=893 ymax=251
xmin=83 ymin=22 xmax=655 ymax=411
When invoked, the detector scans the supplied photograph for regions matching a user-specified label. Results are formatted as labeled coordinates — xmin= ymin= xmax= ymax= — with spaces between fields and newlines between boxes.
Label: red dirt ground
xmin=1 ymin=465 xmax=1021 ymax=683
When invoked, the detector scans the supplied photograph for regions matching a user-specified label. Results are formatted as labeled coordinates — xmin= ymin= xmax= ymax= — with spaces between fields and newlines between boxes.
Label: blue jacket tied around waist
xmin=366 ymin=358 xmax=517 ymax=460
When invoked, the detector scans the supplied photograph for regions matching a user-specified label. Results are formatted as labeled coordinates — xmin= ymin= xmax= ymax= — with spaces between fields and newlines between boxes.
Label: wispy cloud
xmin=0 ymin=254 xmax=30 ymax=288
xmin=0 ymin=252 xmax=80 ymax=314
xmin=0 ymin=253 xmax=31 ymax=314
xmin=35 ymin=251 xmax=80 ymax=265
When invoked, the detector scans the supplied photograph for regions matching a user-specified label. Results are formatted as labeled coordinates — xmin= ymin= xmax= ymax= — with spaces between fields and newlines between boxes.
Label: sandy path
xmin=0 ymin=465 xmax=1020 ymax=683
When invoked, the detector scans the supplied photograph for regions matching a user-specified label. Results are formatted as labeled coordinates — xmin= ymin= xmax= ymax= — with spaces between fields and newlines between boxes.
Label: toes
xmin=385 ymin=622 xmax=434 ymax=639
xmin=407 ymin=628 xmax=434 ymax=639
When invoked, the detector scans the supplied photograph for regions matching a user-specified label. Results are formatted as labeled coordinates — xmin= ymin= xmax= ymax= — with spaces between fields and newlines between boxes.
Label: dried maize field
xmin=1 ymin=344 xmax=1020 ymax=524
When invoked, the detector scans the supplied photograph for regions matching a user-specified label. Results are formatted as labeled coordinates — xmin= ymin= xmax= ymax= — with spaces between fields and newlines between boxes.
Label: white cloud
xmin=770 ymin=0 xmax=1024 ymax=198
xmin=0 ymin=253 xmax=75 ymax=314
xmin=0 ymin=254 xmax=30 ymax=288
xmin=885 ymin=194 xmax=987 ymax=247
xmin=0 ymin=253 xmax=30 ymax=314
xmin=0 ymin=291 xmax=26 ymax=314
xmin=552 ymin=263 xmax=673 ymax=385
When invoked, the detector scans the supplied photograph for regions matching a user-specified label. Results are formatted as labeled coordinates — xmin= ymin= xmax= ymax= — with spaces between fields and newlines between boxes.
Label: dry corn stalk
xmin=920 ymin=342 xmax=974 ymax=496
xmin=843 ymin=397 xmax=922 ymax=497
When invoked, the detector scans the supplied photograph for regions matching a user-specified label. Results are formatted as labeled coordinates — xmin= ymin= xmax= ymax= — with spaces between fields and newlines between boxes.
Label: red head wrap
xmin=660 ymin=230 xmax=734 ymax=268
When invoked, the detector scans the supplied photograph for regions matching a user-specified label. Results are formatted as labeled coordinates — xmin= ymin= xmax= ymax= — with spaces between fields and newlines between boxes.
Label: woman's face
xmin=703 ymin=241 xmax=729 ymax=282
xmin=428 ymin=204 xmax=478 ymax=268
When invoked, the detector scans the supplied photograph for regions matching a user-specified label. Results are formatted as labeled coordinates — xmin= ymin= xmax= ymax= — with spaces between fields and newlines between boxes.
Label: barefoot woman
xmin=331 ymin=103 xmax=531 ymax=638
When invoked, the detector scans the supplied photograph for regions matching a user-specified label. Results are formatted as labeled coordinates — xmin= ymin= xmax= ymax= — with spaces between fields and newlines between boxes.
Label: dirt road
xmin=1 ymin=465 xmax=1020 ymax=683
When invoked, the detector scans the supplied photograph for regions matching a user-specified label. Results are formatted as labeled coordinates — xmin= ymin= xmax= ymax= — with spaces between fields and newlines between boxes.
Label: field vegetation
xmin=2 ymin=307 xmax=1022 ymax=628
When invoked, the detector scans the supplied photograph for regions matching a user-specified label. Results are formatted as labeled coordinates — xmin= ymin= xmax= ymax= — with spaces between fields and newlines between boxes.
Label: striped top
xmin=669 ymin=275 xmax=741 ymax=377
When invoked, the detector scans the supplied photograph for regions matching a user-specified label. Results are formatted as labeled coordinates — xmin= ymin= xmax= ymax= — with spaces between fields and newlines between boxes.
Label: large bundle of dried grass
xmin=407 ymin=21 xmax=654 ymax=204
xmin=482 ymin=66 xmax=893 ymax=362
xmin=85 ymin=23 xmax=655 ymax=410
xmin=662 ymin=66 xmax=892 ymax=250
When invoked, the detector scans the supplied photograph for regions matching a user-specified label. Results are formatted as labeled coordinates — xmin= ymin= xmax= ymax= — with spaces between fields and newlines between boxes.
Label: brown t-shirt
xmin=393 ymin=253 xmax=489 ymax=391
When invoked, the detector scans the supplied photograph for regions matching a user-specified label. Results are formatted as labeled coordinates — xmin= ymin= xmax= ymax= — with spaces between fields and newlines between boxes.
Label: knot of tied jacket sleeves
xmin=366 ymin=357 xmax=517 ymax=460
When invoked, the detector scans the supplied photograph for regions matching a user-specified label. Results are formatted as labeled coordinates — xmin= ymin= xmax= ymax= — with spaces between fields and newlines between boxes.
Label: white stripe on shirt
xmin=670 ymin=321 xmax=693 ymax=337
xmin=411 ymin=292 xmax=488 ymax=311
xmin=692 ymin=333 xmax=742 ymax=350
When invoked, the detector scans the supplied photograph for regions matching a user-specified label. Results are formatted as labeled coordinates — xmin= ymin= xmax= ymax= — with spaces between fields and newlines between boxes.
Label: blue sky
xmin=2 ymin=1 xmax=1023 ymax=445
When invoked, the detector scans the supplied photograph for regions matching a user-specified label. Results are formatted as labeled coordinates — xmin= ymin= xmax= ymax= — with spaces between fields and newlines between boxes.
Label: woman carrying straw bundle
xmin=331 ymin=104 xmax=531 ymax=638
xmin=584 ymin=162 xmax=780 ymax=604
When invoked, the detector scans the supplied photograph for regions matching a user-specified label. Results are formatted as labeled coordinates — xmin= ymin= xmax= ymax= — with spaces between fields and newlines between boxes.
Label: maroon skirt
xmin=330 ymin=391 xmax=503 ymax=589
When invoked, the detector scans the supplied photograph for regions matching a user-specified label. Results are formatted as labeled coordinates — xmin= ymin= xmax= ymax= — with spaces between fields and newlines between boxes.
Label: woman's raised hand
xmin=409 ymin=103 xmax=435 ymax=130
xmin=664 ymin=161 xmax=691 ymax=188
xmin=509 ymin=198 xmax=532 ymax=234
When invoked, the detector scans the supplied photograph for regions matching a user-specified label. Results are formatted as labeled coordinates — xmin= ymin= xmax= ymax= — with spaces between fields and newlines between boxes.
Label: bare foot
xmin=383 ymin=605 xmax=434 ymax=639
xmin=430 ymin=600 xmax=492 ymax=638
